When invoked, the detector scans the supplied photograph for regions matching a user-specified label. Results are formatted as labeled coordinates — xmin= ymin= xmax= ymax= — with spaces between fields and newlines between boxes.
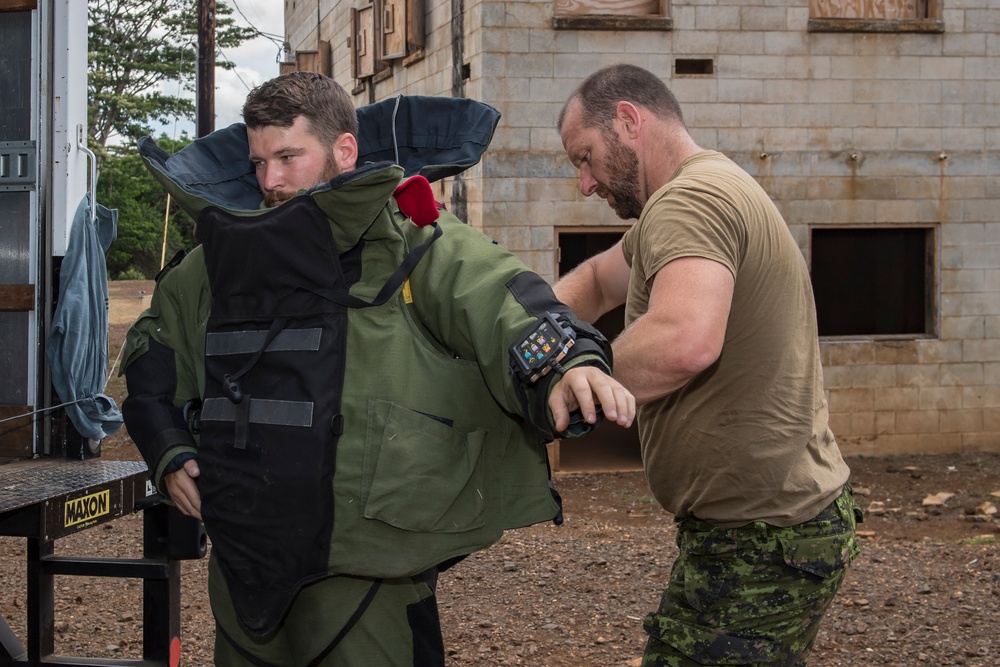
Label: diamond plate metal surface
xmin=0 ymin=459 xmax=148 ymax=514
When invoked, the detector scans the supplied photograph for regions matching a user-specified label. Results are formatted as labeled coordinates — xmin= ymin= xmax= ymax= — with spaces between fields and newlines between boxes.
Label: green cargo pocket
xmin=643 ymin=613 xmax=773 ymax=665
xmin=779 ymin=532 xmax=855 ymax=579
xmin=363 ymin=399 xmax=487 ymax=533
xmin=679 ymin=527 xmax=743 ymax=613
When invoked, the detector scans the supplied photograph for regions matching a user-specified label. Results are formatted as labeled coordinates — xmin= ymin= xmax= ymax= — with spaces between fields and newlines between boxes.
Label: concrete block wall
xmin=290 ymin=0 xmax=483 ymax=227
xmin=469 ymin=0 xmax=1000 ymax=456
xmin=286 ymin=0 xmax=1000 ymax=456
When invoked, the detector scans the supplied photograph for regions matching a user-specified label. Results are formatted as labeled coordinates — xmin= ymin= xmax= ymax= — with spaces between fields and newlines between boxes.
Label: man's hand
xmin=548 ymin=366 xmax=635 ymax=435
xmin=164 ymin=459 xmax=203 ymax=520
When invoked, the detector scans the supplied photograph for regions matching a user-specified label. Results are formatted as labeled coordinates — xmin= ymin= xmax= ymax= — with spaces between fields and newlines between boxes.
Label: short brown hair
xmin=558 ymin=63 xmax=686 ymax=133
xmin=242 ymin=71 xmax=359 ymax=146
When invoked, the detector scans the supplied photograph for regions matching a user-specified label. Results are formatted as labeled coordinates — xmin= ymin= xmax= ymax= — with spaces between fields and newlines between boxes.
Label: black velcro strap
xmin=201 ymin=398 xmax=315 ymax=427
xmin=305 ymin=580 xmax=383 ymax=667
xmin=213 ymin=579 xmax=383 ymax=667
xmin=206 ymin=328 xmax=323 ymax=356
xmin=233 ymin=395 xmax=251 ymax=450
xmin=215 ymin=623 xmax=281 ymax=667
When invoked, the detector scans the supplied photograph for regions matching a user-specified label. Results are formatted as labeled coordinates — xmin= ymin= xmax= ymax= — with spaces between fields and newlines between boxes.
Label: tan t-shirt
xmin=622 ymin=151 xmax=849 ymax=527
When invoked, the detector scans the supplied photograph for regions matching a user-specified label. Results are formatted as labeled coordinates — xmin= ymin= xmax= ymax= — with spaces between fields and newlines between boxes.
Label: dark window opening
xmin=675 ymin=58 xmax=713 ymax=76
xmin=810 ymin=227 xmax=935 ymax=337
xmin=559 ymin=232 xmax=628 ymax=338
xmin=557 ymin=231 xmax=641 ymax=472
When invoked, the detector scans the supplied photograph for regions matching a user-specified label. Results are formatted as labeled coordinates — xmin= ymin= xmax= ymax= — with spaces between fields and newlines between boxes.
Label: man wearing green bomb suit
xmin=556 ymin=63 xmax=860 ymax=667
xmin=122 ymin=72 xmax=635 ymax=666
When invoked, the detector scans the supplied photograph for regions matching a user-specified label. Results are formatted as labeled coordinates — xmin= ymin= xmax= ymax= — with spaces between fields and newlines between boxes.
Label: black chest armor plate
xmin=198 ymin=198 xmax=360 ymax=636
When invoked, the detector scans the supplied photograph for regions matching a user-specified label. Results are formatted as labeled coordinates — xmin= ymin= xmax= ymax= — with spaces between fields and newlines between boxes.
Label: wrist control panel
xmin=510 ymin=313 xmax=575 ymax=384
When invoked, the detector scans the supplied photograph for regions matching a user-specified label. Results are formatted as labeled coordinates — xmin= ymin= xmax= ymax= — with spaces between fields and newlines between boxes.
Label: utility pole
xmin=197 ymin=0 xmax=216 ymax=138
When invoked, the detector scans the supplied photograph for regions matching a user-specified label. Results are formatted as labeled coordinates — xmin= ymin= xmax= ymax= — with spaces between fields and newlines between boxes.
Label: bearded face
xmin=249 ymin=116 xmax=348 ymax=209
xmin=601 ymin=130 xmax=644 ymax=221
xmin=261 ymin=149 xmax=341 ymax=208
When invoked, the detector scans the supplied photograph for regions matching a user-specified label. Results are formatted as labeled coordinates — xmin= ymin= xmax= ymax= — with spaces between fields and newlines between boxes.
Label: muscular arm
xmin=553 ymin=241 xmax=631 ymax=323
xmin=614 ymin=256 xmax=734 ymax=405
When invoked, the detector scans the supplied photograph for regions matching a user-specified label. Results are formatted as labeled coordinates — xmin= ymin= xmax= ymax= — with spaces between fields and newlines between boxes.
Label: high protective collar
xmin=137 ymin=95 xmax=500 ymax=217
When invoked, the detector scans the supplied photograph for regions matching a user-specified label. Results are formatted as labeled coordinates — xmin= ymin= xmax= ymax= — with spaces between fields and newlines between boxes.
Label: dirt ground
xmin=0 ymin=281 xmax=997 ymax=666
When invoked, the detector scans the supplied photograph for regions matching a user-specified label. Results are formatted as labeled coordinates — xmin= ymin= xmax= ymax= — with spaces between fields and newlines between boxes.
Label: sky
xmin=155 ymin=0 xmax=285 ymax=140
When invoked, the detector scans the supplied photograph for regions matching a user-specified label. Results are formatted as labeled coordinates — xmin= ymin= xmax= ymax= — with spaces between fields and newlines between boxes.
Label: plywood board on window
xmin=554 ymin=0 xmax=660 ymax=17
xmin=408 ymin=0 xmax=425 ymax=50
xmin=318 ymin=40 xmax=332 ymax=77
xmin=810 ymin=0 xmax=925 ymax=19
xmin=293 ymin=47 xmax=332 ymax=78
xmin=352 ymin=5 xmax=376 ymax=79
xmin=382 ymin=0 xmax=406 ymax=59
xmin=295 ymin=50 xmax=321 ymax=74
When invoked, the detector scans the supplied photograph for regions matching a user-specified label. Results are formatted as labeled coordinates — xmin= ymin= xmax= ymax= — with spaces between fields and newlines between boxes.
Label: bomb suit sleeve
xmin=403 ymin=212 xmax=612 ymax=440
xmin=120 ymin=250 xmax=212 ymax=493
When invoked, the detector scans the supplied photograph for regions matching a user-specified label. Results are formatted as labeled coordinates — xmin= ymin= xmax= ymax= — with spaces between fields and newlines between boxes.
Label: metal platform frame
xmin=0 ymin=459 xmax=183 ymax=666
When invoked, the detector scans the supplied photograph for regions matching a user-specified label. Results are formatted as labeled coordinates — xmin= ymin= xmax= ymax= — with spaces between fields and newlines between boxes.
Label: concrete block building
xmin=282 ymin=0 xmax=1000 ymax=467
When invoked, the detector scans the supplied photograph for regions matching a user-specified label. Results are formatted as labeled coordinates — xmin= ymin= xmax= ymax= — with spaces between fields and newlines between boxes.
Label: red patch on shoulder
xmin=392 ymin=175 xmax=441 ymax=227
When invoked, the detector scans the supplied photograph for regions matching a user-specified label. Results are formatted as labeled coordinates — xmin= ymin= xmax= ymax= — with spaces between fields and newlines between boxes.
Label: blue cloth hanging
xmin=45 ymin=192 xmax=124 ymax=442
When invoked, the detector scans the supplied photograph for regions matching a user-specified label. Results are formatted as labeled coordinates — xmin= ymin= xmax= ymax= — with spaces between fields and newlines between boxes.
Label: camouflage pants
xmin=642 ymin=485 xmax=861 ymax=667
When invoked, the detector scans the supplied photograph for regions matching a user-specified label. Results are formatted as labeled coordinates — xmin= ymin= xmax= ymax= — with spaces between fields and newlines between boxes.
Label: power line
xmin=228 ymin=0 xmax=285 ymax=44
xmin=215 ymin=45 xmax=252 ymax=92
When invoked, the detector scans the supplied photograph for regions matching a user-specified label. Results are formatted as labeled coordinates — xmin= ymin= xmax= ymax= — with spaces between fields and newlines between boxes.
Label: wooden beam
xmin=0 ymin=405 xmax=33 ymax=458
xmin=808 ymin=17 xmax=944 ymax=32
xmin=0 ymin=0 xmax=37 ymax=12
xmin=0 ymin=284 xmax=34 ymax=312
xmin=552 ymin=15 xmax=673 ymax=30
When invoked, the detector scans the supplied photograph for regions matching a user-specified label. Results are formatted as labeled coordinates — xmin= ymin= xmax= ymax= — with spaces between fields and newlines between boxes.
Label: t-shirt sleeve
xmin=633 ymin=186 xmax=743 ymax=284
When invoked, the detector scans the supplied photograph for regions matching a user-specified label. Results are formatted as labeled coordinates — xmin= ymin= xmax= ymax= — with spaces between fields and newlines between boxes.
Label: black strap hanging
xmin=322 ymin=222 xmax=442 ymax=309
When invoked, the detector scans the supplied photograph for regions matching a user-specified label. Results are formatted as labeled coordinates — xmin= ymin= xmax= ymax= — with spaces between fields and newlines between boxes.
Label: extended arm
xmin=613 ymin=256 xmax=733 ymax=404
xmin=553 ymin=241 xmax=631 ymax=324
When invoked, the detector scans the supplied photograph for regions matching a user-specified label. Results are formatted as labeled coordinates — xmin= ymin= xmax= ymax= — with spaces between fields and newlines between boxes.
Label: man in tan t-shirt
xmin=555 ymin=63 xmax=861 ymax=666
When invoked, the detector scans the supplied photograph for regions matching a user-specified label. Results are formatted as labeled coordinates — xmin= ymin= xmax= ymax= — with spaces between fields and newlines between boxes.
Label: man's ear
xmin=615 ymin=101 xmax=642 ymax=140
xmin=334 ymin=132 xmax=359 ymax=171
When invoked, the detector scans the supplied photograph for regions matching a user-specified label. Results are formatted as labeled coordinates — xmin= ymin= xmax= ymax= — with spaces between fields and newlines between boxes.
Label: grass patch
xmin=617 ymin=491 xmax=658 ymax=505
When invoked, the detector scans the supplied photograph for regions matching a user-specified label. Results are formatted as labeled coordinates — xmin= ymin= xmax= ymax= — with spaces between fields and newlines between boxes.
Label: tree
xmin=98 ymin=135 xmax=197 ymax=279
xmin=88 ymin=0 xmax=258 ymax=149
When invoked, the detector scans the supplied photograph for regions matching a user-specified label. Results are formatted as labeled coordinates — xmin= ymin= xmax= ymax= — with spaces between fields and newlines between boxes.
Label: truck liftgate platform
xmin=0 ymin=458 xmax=189 ymax=666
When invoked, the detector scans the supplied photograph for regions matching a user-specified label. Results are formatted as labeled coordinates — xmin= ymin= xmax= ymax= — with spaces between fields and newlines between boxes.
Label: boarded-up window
xmin=382 ymin=0 xmax=406 ymax=59
xmin=809 ymin=0 xmax=943 ymax=31
xmin=351 ymin=0 xmax=425 ymax=78
xmin=351 ymin=5 xmax=376 ymax=79
xmin=294 ymin=50 xmax=321 ymax=74
xmin=318 ymin=40 xmax=332 ymax=76
xmin=552 ymin=0 xmax=672 ymax=29
xmin=379 ymin=0 xmax=424 ymax=60
xmin=283 ymin=43 xmax=331 ymax=77
xmin=810 ymin=0 xmax=925 ymax=19
xmin=554 ymin=0 xmax=660 ymax=17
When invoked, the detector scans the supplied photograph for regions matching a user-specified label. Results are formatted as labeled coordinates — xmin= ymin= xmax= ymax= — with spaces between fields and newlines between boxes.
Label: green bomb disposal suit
xmin=120 ymin=100 xmax=612 ymax=667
